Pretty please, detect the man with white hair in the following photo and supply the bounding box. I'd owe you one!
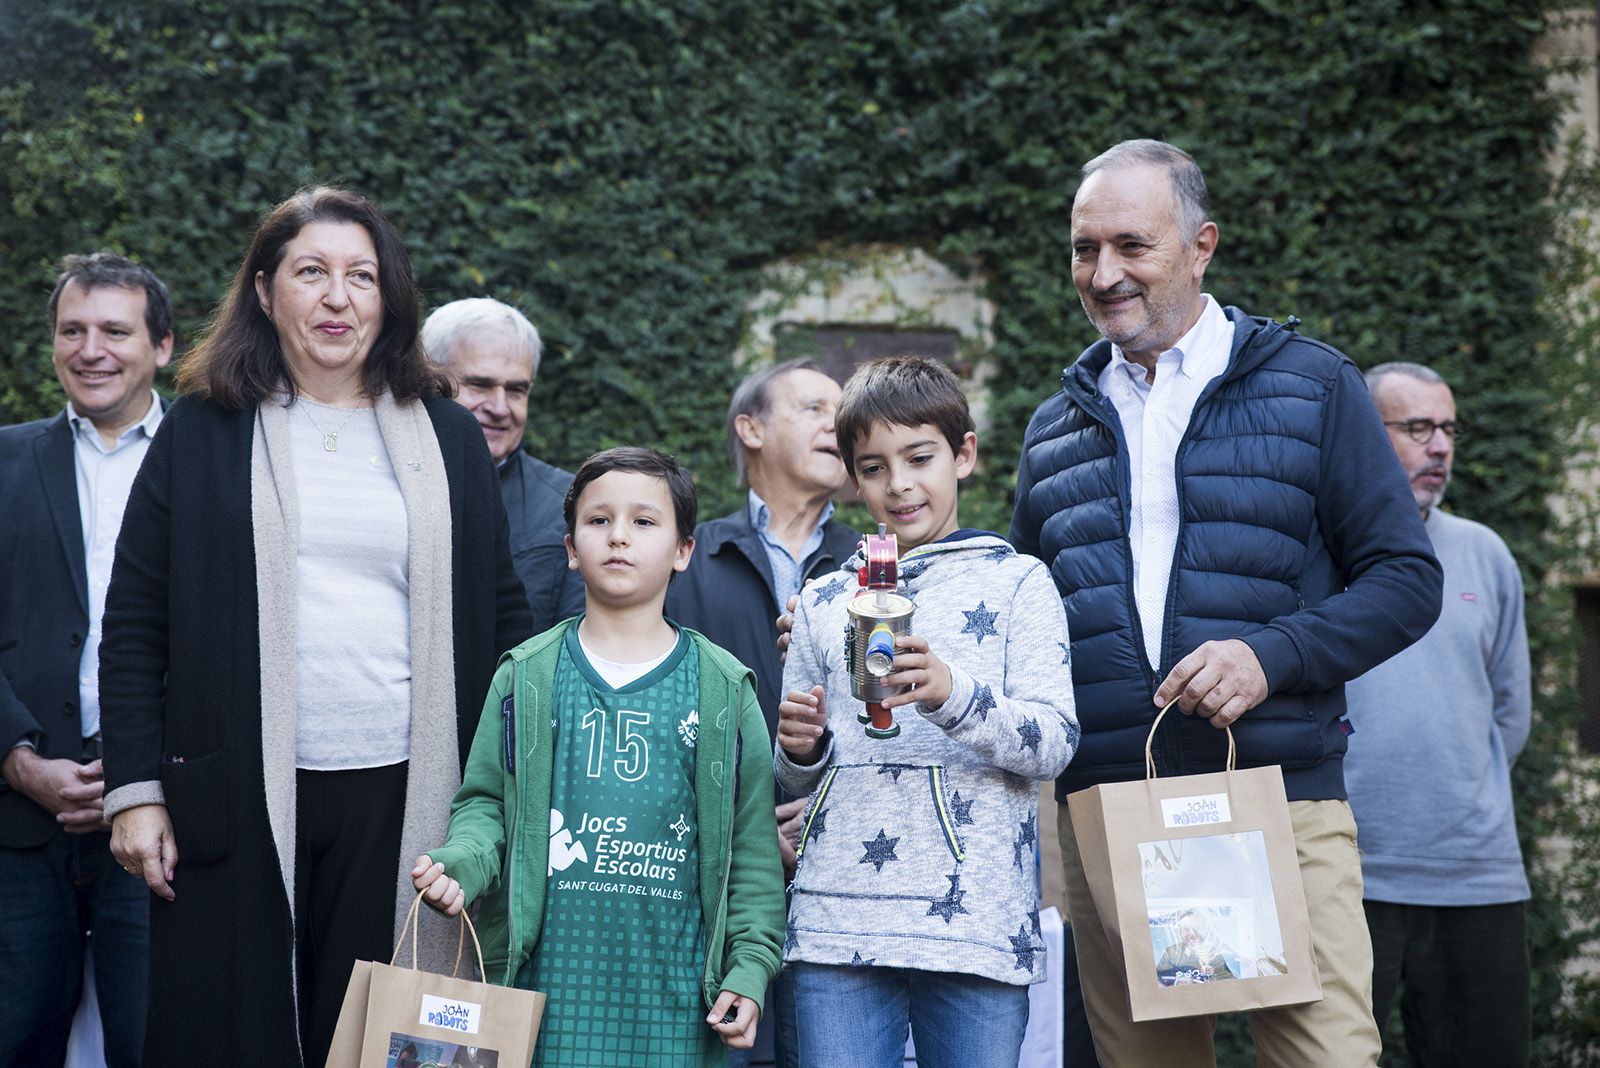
[1345,362,1531,1066]
[423,298,583,632]
[1011,139,1442,1065]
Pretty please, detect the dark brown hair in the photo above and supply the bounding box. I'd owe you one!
[49,252,174,345]
[563,447,698,544]
[176,186,449,407]
[835,354,975,476]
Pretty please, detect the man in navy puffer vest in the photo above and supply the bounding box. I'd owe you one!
[1010,140,1442,1067]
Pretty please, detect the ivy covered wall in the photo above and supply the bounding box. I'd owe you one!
[3,1,1597,1060]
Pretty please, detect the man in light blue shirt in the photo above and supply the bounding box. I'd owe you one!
[0,252,173,1066]
[666,359,856,741]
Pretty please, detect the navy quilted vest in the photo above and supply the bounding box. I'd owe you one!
[1012,307,1441,802]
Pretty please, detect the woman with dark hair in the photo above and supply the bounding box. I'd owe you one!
[99,187,531,1066]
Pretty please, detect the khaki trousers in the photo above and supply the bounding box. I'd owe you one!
[1059,798,1381,1068]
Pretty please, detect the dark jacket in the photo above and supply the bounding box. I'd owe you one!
[664,504,859,741]
[98,393,531,1066]
[1010,308,1442,803]
[499,449,584,632]
[0,413,94,847]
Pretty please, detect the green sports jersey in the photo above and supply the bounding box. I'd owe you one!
[516,626,720,1067]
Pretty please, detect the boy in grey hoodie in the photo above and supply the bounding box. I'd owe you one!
[775,355,1079,1068]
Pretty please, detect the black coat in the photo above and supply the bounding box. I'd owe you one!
[499,449,584,632]
[99,393,531,1065]
[0,413,95,847]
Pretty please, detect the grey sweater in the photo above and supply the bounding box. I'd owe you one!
[1344,508,1531,905]
[775,531,1079,984]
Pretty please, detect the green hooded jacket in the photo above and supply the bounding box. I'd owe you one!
[427,620,786,1012]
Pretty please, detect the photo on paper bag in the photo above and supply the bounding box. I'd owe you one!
[1137,830,1288,986]
[386,1031,500,1068]
[1147,901,1245,985]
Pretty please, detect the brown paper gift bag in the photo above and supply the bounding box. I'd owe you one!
[1066,702,1322,1022]
[327,892,546,1067]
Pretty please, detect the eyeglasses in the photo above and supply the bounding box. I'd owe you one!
[1383,419,1463,444]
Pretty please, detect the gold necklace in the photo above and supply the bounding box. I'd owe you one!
[300,399,369,452]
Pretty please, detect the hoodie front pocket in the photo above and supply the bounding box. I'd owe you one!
[794,766,839,863]
[792,762,963,895]
[927,766,965,862]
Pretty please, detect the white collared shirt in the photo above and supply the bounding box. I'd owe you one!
[1098,295,1234,671]
[70,390,164,739]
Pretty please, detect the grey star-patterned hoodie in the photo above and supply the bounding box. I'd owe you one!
[775,530,1079,984]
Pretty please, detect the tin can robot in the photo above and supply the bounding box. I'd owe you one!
[844,525,913,739]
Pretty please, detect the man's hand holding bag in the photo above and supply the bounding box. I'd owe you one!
[1066,702,1323,1022]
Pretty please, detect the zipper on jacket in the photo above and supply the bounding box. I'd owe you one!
[802,547,838,583]
[1153,324,1264,773]
[1159,431,1192,682]
[794,767,840,861]
[702,677,741,1009]
[1151,428,1195,778]
[1067,377,1158,691]
[503,659,526,986]
[928,767,965,862]
[1157,353,1244,679]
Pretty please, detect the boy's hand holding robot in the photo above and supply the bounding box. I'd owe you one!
[779,528,952,762]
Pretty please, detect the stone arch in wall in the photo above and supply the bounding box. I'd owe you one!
[735,244,997,428]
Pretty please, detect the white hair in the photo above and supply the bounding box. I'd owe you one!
[725,358,823,488]
[421,297,543,376]
[1363,360,1448,396]
[1083,139,1211,243]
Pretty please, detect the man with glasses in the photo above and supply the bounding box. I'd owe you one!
[1345,362,1532,1066]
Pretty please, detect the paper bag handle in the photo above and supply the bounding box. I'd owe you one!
[392,890,488,981]
[1144,698,1236,780]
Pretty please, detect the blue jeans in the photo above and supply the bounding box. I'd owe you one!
[0,829,149,1067]
[790,962,1030,1068]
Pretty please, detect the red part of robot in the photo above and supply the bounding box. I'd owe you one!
[865,701,894,733]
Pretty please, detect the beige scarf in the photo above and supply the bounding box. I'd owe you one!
[251,390,460,981]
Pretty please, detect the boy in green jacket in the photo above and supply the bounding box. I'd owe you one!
[413,447,786,1066]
